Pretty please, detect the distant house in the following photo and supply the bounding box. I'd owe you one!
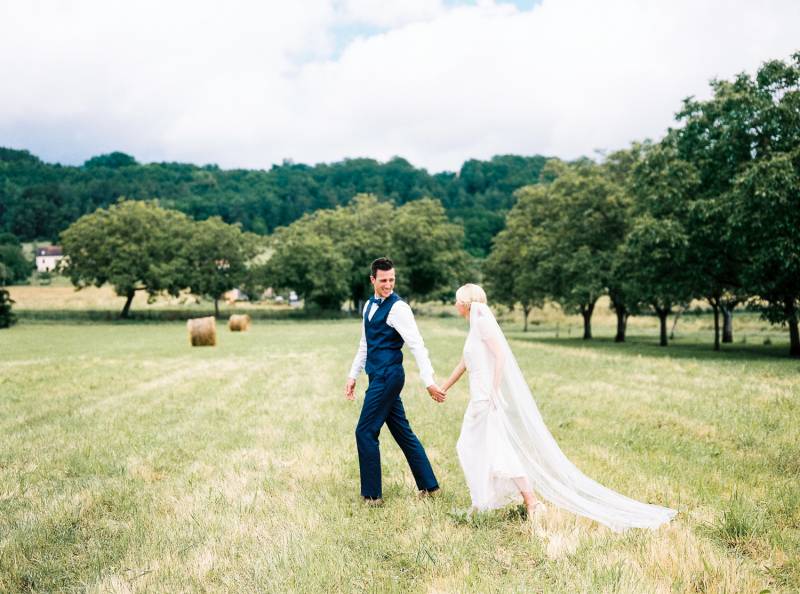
[35,246,63,272]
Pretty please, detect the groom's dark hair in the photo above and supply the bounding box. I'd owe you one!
[371,257,394,277]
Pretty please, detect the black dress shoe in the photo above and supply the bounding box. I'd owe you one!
[417,487,441,499]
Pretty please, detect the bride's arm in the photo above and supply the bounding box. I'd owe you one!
[440,357,466,392]
[482,334,507,397]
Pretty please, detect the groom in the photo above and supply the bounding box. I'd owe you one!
[344,257,445,504]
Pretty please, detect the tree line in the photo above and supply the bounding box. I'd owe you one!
[484,52,800,358]
[0,148,547,256]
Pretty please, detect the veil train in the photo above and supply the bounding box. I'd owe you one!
[471,301,676,532]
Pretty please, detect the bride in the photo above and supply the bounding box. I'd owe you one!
[440,284,676,532]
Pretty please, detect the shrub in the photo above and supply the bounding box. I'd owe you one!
[0,288,16,328]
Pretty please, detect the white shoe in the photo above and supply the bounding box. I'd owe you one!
[528,501,547,518]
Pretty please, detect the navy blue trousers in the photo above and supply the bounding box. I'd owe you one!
[355,366,438,499]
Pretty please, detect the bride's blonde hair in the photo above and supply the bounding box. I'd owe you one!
[455,283,487,306]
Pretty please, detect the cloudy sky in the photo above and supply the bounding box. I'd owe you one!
[1,0,798,172]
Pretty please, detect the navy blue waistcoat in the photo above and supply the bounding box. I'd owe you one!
[364,292,404,376]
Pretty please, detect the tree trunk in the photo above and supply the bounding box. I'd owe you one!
[614,308,628,343]
[789,318,800,358]
[522,304,531,332]
[656,307,669,346]
[580,302,594,340]
[711,302,720,351]
[120,290,135,319]
[214,298,220,319]
[609,292,627,343]
[722,306,734,343]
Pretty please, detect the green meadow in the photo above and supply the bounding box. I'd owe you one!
[1,313,798,593]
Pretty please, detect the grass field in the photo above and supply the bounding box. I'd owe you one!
[1,311,799,592]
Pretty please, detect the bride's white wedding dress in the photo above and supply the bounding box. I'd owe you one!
[456,302,676,532]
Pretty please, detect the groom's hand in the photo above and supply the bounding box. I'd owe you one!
[344,378,356,401]
[426,384,446,403]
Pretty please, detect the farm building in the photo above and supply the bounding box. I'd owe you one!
[35,246,63,272]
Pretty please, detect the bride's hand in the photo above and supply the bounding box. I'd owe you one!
[426,384,446,403]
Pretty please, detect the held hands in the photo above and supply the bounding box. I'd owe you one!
[427,384,447,403]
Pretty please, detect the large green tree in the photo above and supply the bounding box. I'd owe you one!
[504,160,628,340]
[297,194,395,312]
[729,152,800,357]
[673,76,754,346]
[619,216,693,346]
[623,142,699,346]
[546,161,628,339]
[262,226,350,311]
[261,197,469,311]
[674,52,800,353]
[60,200,193,318]
[483,192,548,331]
[391,198,470,303]
[181,217,261,318]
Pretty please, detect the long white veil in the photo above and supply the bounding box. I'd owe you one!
[471,302,676,532]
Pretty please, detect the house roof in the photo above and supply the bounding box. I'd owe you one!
[37,246,63,257]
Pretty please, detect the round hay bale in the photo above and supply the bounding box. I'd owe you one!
[228,314,251,332]
[187,316,217,347]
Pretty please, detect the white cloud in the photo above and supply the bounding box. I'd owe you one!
[336,0,445,28]
[0,0,798,171]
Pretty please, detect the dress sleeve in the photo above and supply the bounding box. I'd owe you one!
[475,307,497,342]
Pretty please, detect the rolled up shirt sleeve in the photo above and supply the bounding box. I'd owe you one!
[387,301,435,387]
[348,304,368,380]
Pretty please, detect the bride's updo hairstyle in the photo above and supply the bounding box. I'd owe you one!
[455,283,487,307]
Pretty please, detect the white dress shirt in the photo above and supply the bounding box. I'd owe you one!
[348,294,435,387]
